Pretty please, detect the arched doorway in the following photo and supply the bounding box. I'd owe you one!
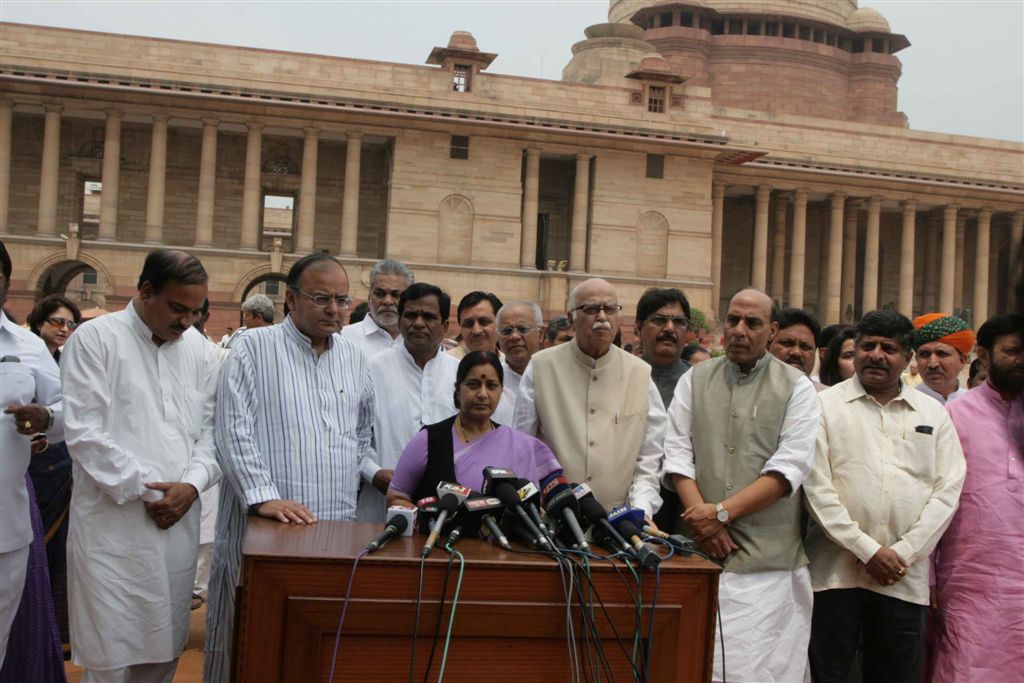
[240,273,288,324]
[36,259,109,310]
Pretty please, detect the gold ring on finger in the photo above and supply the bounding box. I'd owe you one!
[23,420,31,430]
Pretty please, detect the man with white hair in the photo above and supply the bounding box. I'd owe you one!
[494,301,543,423]
[222,293,275,349]
[341,259,414,359]
[513,278,665,516]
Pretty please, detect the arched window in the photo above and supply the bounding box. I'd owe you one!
[636,212,669,279]
[438,194,474,265]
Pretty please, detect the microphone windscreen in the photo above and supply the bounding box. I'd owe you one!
[388,514,409,535]
[439,493,460,514]
[577,494,608,522]
[491,481,522,509]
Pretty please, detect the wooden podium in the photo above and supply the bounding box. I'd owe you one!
[234,519,721,682]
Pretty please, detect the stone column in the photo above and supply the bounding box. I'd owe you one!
[973,208,992,328]
[194,118,219,247]
[144,114,168,244]
[751,185,771,290]
[898,200,917,318]
[0,100,12,232]
[788,190,808,309]
[825,192,846,324]
[841,202,859,322]
[340,131,362,256]
[239,122,263,250]
[520,148,541,268]
[861,196,882,314]
[923,216,939,312]
[569,153,591,272]
[37,105,63,236]
[295,127,319,254]
[98,109,123,241]
[1012,210,1024,266]
[954,213,966,309]
[939,204,959,313]
[770,194,787,303]
[711,181,725,317]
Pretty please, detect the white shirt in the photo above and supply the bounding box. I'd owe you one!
[341,315,398,360]
[0,312,63,552]
[916,382,968,405]
[61,302,220,669]
[804,376,966,606]
[357,342,459,521]
[492,360,524,426]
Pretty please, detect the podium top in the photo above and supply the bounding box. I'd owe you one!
[242,518,720,574]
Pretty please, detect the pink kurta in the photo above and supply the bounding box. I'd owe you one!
[930,382,1024,682]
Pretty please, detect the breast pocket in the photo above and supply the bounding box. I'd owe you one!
[897,432,937,482]
[182,388,210,441]
[744,420,782,463]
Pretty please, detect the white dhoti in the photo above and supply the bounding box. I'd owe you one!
[81,658,178,683]
[713,566,813,683]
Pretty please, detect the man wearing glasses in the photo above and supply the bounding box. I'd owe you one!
[205,253,376,681]
[494,301,544,422]
[513,278,666,517]
[341,258,414,359]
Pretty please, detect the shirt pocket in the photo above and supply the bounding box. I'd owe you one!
[896,431,937,483]
[744,419,782,463]
[182,388,210,442]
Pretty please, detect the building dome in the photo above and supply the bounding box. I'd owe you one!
[846,7,890,33]
[610,0,859,27]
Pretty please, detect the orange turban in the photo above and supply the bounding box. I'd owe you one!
[912,313,975,355]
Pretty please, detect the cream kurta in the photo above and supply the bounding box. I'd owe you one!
[61,303,220,671]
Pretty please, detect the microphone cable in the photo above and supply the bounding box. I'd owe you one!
[409,554,427,683]
[642,539,675,681]
[435,542,466,683]
[421,548,457,683]
[328,547,369,683]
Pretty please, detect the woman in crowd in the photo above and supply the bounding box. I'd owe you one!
[27,295,81,363]
[819,327,856,387]
[387,351,562,506]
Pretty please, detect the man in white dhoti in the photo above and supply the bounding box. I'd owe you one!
[664,288,820,682]
[204,253,376,681]
[61,249,221,683]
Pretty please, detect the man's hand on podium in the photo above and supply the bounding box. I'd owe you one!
[254,499,318,525]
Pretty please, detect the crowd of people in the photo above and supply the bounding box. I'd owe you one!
[0,238,1020,683]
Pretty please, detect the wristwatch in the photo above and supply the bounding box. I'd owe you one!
[715,502,731,524]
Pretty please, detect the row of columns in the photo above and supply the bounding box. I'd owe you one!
[715,184,1023,326]
[518,149,591,271]
[0,102,365,255]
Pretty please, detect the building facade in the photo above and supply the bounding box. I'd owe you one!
[1,1,1021,336]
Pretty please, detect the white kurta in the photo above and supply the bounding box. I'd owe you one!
[340,315,398,360]
[61,303,220,671]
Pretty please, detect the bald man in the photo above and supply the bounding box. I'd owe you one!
[663,288,820,682]
[513,278,665,516]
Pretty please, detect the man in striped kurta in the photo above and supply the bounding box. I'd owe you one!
[203,254,376,682]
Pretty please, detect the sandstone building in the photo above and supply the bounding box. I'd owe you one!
[1,1,1021,336]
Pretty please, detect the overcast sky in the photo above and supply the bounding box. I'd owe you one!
[2,1,1021,142]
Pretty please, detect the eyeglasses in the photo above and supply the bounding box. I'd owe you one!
[45,316,79,330]
[371,288,403,301]
[645,315,689,329]
[289,288,351,309]
[571,303,622,317]
[498,325,540,337]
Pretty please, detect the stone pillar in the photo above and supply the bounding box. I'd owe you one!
[0,100,12,232]
[898,200,917,318]
[751,185,771,290]
[295,127,319,254]
[973,208,992,328]
[37,105,62,236]
[569,153,591,271]
[239,122,263,250]
[520,148,541,268]
[98,109,123,241]
[770,194,787,303]
[1012,210,1024,266]
[923,216,939,312]
[194,118,219,247]
[939,204,959,313]
[841,202,859,322]
[144,114,169,244]
[340,131,362,256]
[711,181,725,317]
[788,190,808,309]
[825,192,846,324]
[861,196,882,314]
[954,213,966,309]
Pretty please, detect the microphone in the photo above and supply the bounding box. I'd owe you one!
[643,525,700,556]
[483,467,553,552]
[499,513,546,550]
[422,482,471,557]
[609,506,662,570]
[574,484,633,556]
[461,494,511,550]
[366,506,417,553]
[416,496,440,534]
[541,477,589,551]
[514,478,554,542]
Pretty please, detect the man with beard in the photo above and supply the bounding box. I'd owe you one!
[929,313,1024,682]
[514,278,665,516]
[804,310,965,683]
[912,313,975,405]
[341,259,414,359]
[357,283,460,521]
[769,308,821,380]
[664,287,819,682]
[494,301,543,421]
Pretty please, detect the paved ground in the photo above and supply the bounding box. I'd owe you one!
[65,604,206,682]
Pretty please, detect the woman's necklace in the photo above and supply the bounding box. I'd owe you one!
[456,416,493,444]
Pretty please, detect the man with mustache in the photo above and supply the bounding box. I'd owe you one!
[912,313,975,404]
[804,310,965,683]
[341,259,414,359]
[495,301,543,420]
[513,278,665,517]
[664,287,820,682]
[357,283,460,522]
[769,307,821,379]
[928,313,1024,682]
[448,291,503,359]
[60,249,221,682]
